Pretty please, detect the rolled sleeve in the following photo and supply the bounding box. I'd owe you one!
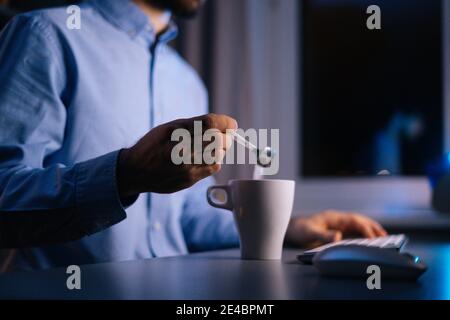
[75,150,130,235]
[0,151,134,248]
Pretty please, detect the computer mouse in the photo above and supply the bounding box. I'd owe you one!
[312,245,427,280]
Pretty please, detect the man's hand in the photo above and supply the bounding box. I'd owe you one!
[285,210,387,248]
[117,113,237,198]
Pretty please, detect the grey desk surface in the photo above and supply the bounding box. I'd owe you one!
[1,234,450,300]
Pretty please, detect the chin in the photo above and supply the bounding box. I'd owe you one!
[148,0,205,18]
[174,0,205,18]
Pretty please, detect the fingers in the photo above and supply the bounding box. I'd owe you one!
[202,113,238,132]
[198,131,228,164]
[286,217,344,248]
[131,115,233,195]
[319,210,387,239]
[369,220,388,237]
[214,148,226,164]
[373,220,388,236]
[349,213,387,237]
[168,163,222,191]
[343,215,374,238]
[190,163,222,179]
[224,131,233,150]
[194,113,238,133]
[202,130,233,151]
[317,230,343,243]
[169,113,238,137]
[172,114,236,166]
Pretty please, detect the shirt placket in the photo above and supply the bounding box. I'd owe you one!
[147,35,160,257]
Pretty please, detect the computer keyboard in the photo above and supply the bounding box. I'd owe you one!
[296,234,408,264]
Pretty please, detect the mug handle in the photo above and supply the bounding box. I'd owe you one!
[207,185,233,210]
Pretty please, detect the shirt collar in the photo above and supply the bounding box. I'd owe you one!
[89,0,178,45]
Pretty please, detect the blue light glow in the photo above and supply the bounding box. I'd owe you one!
[447,152,450,164]
[438,245,450,299]
[414,256,419,263]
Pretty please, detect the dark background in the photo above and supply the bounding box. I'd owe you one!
[302,0,443,177]
[1,0,445,178]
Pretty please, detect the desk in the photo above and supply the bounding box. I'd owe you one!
[1,234,450,299]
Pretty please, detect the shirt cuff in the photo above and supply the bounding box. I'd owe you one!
[74,150,134,235]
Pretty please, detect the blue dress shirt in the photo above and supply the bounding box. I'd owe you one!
[0,0,238,271]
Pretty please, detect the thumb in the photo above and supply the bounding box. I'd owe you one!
[316,230,343,243]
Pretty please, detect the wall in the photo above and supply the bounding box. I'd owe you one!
[178,0,300,183]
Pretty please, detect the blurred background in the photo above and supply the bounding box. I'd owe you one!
[1,0,448,222]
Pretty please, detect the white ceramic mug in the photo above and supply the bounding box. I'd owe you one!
[207,179,295,260]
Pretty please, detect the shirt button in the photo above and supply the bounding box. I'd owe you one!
[153,222,161,231]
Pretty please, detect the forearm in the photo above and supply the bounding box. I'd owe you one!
[0,151,129,248]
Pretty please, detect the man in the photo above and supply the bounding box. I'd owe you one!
[0,0,386,271]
